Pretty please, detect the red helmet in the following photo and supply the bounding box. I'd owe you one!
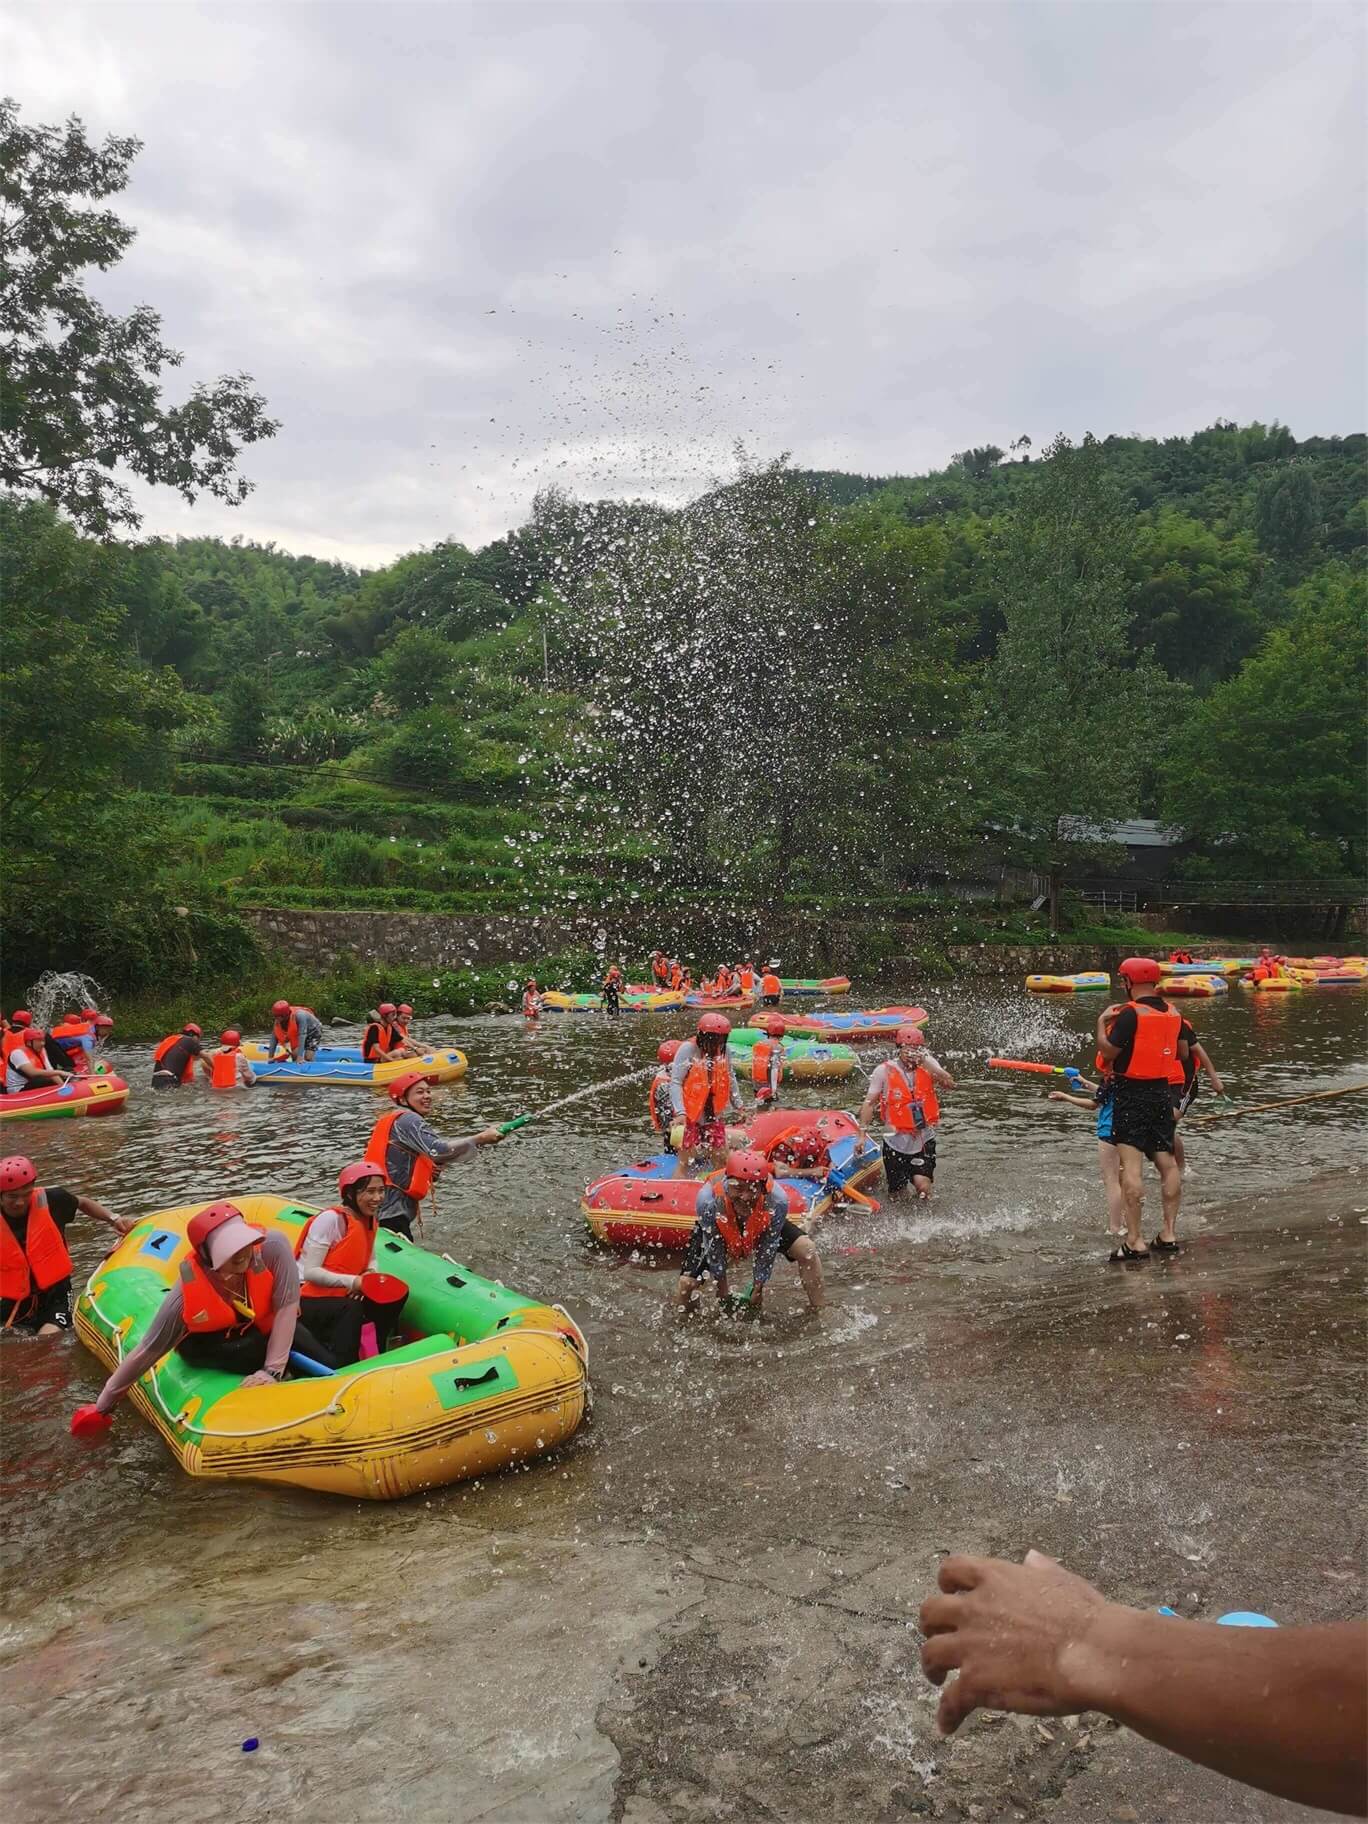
[80,1006,99,1018]
[220,1029,241,1046]
[0,1156,38,1192]
[378,1002,397,1016]
[1119,956,1163,984]
[782,1125,826,1166]
[63,1010,80,1023]
[525,978,537,988]
[94,1014,114,1030]
[10,1010,31,1028]
[387,1070,434,1104]
[895,1024,925,1048]
[724,1148,771,1185]
[182,1023,202,1037]
[696,1012,732,1039]
[185,1201,261,1266]
[656,1040,682,1064]
[22,1028,47,1047]
[272,999,290,1016]
[397,1003,413,1016]
[338,1159,383,1196]
[763,1016,787,1037]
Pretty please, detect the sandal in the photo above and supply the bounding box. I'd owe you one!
[1151,1236,1181,1253]
[1109,1243,1151,1263]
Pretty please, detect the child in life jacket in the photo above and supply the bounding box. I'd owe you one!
[209,1030,256,1089]
[522,980,543,1020]
[650,1041,682,1147]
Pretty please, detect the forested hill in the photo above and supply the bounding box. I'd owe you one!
[4,421,1365,989]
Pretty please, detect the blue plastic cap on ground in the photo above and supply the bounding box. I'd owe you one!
[242,1738,260,1753]
[1217,1611,1278,1628]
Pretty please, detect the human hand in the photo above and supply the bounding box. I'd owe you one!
[349,1276,366,1298]
[240,1369,279,1390]
[111,1215,137,1234]
[476,1125,503,1146]
[919,1550,1109,1735]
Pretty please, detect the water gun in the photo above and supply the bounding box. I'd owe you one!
[988,1057,1086,1090]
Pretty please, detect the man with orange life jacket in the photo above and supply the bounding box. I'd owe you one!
[396,1002,415,1041]
[759,965,783,1008]
[79,1205,337,1430]
[668,958,685,993]
[713,963,736,998]
[267,1000,323,1062]
[738,960,757,997]
[675,1148,826,1317]
[650,1040,682,1144]
[1095,957,1188,1262]
[751,1015,788,1106]
[1,1010,34,1072]
[362,1002,413,1063]
[857,1024,956,1199]
[365,1070,503,1239]
[4,1028,64,1096]
[151,1024,204,1089]
[0,1154,131,1334]
[669,1012,745,1179]
[48,1011,96,1073]
[294,1161,409,1363]
[208,1029,256,1089]
[651,950,669,988]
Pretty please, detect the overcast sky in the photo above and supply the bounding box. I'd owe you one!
[5,0,1364,566]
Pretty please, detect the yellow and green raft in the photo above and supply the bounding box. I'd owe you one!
[75,1196,588,1501]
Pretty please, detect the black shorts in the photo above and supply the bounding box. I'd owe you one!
[761,994,781,1008]
[0,1281,73,1331]
[1112,1085,1176,1158]
[883,1138,936,1192]
[1172,1077,1198,1117]
[779,1219,804,1258]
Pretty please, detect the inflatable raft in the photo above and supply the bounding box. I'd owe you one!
[0,1067,129,1123]
[1242,975,1302,992]
[776,976,852,998]
[683,992,755,1013]
[241,1047,468,1087]
[1025,972,1111,993]
[1159,974,1229,998]
[727,1032,858,1082]
[75,1196,588,1500]
[782,1005,929,1043]
[581,1109,881,1251]
[539,989,682,1013]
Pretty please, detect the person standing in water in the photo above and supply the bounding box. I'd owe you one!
[521,979,543,1020]
[208,1030,256,1089]
[150,1026,205,1089]
[601,962,624,1018]
[0,1154,132,1333]
[1095,957,1187,1261]
[857,1024,955,1198]
[675,1148,826,1318]
[669,1013,744,1179]
[365,1071,503,1239]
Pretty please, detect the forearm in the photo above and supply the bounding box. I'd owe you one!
[77,1196,120,1229]
[96,1338,167,1411]
[1067,1606,1367,1816]
[263,1303,301,1375]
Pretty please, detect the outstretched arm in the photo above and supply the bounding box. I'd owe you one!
[920,1551,1367,1818]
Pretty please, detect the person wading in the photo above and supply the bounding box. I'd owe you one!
[669,1013,743,1179]
[1095,957,1187,1261]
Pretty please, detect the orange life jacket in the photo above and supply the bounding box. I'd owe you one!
[739,967,755,995]
[177,1252,276,1334]
[295,1206,373,1298]
[363,1022,403,1062]
[1,1029,28,1067]
[49,1019,93,1072]
[366,1109,435,1202]
[0,1189,72,1303]
[210,1046,240,1089]
[682,1054,731,1122]
[652,957,668,985]
[714,968,734,996]
[710,1184,774,1261]
[273,1011,302,1053]
[880,1060,940,1133]
[648,1069,670,1132]
[153,1034,196,1082]
[521,991,540,1018]
[669,964,684,991]
[751,1038,782,1088]
[1116,1000,1183,1081]
[760,973,781,997]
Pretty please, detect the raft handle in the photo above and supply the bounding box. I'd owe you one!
[445,1272,468,1288]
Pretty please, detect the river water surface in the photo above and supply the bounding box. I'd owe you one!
[3,981,1365,1823]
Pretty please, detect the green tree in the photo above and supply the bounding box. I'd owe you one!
[1254,465,1322,561]
[221,668,269,758]
[1128,510,1263,688]
[377,624,459,710]
[966,434,1178,928]
[0,98,277,533]
[377,709,478,791]
[1160,564,1366,886]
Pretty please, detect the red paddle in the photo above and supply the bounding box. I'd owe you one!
[70,1404,113,1438]
[360,1271,408,1306]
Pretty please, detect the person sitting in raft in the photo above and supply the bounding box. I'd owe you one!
[294,1161,409,1362]
[267,1000,323,1062]
[750,1015,787,1106]
[362,1002,414,1063]
[667,958,685,992]
[395,1002,415,1042]
[89,1012,115,1062]
[521,979,543,1020]
[4,1028,65,1096]
[1,1010,35,1072]
[601,962,624,1018]
[857,1023,956,1200]
[765,1122,831,1183]
[81,1204,341,1425]
[713,962,736,998]
[151,1024,204,1089]
[674,1148,826,1318]
[48,1011,96,1074]
[669,1012,744,1179]
[209,1029,256,1089]
[759,965,783,1009]
[1168,949,1195,966]
[365,1070,503,1240]
[650,1040,682,1145]
[0,1154,133,1334]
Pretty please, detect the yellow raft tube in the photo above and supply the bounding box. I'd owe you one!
[75,1197,588,1500]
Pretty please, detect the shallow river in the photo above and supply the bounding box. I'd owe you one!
[3,981,1365,1823]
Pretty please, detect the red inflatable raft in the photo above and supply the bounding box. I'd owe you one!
[0,1070,130,1123]
[780,1005,929,1043]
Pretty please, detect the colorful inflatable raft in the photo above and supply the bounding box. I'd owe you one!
[240,1046,468,1087]
[727,1032,858,1082]
[1158,974,1229,998]
[581,1109,881,1251]
[75,1196,588,1500]
[1241,975,1302,992]
[540,989,683,1013]
[1025,973,1111,993]
[776,976,852,998]
[0,1068,129,1123]
[781,1005,929,1043]
[683,992,755,1012]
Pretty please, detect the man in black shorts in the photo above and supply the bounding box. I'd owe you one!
[674,1149,825,1317]
[1096,959,1188,1262]
[0,1154,133,1332]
